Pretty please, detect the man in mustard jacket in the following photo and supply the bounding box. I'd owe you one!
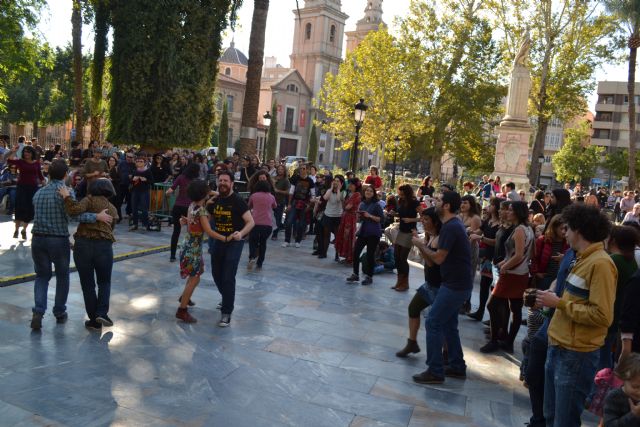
[537,203,617,427]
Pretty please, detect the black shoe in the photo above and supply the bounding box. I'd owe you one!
[84,319,102,331]
[13,230,18,238]
[318,254,327,259]
[346,273,359,283]
[499,340,514,354]
[218,313,231,327]
[361,275,373,286]
[178,296,195,307]
[480,341,500,354]
[412,370,444,384]
[466,311,483,321]
[55,313,68,324]
[21,229,27,239]
[96,315,114,327]
[169,257,176,262]
[312,250,319,255]
[444,367,467,379]
[30,312,43,330]
[396,339,420,358]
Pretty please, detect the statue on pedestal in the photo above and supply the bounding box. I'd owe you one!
[502,31,532,127]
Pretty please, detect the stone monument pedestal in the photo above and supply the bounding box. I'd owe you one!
[493,122,532,190]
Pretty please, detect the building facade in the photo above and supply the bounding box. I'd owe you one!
[215,42,248,150]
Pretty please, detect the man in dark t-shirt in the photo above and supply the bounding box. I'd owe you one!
[208,171,254,327]
[412,190,472,385]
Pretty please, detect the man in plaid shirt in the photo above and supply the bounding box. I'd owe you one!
[30,159,113,330]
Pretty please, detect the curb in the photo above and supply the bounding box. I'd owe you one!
[0,245,170,288]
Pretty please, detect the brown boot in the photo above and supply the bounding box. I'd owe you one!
[176,307,197,323]
[396,338,420,358]
[393,273,410,292]
[390,273,405,290]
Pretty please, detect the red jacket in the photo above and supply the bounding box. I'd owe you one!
[531,236,568,275]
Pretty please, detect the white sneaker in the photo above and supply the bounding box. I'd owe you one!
[281,242,290,248]
[218,314,231,327]
[247,258,256,270]
[295,242,301,248]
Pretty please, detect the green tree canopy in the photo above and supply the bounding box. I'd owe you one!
[552,123,604,183]
[307,121,318,164]
[108,0,242,150]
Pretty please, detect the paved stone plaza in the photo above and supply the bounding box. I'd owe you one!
[0,216,599,427]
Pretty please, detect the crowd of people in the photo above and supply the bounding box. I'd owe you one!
[3,135,640,427]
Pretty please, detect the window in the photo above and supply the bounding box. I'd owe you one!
[330,25,336,43]
[305,23,312,40]
[593,129,611,139]
[226,95,234,112]
[285,107,295,132]
[595,112,612,122]
[599,95,615,105]
[544,132,561,150]
[224,67,231,76]
[286,84,298,93]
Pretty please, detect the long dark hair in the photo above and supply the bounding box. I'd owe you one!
[398,184,416,208]
[182,163,200,180]
[421,207,442,235]
[461,195,481,217]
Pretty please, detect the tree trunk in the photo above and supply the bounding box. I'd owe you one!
[239,0,269,158]
[529,23,554,187]
[32,120,39,138]
[72,0,83,146]
[90,0,109,143]
[627,39,638,190]
[429,153,442,181]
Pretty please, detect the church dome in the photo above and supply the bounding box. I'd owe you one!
[220,41,248,66]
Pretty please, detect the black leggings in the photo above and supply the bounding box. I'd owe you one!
[487,296,524,344]
[170,204,189,258]
[408,292,429,318]
[395,244,411,275]
[476,275,492,316]
[353,235,380,277]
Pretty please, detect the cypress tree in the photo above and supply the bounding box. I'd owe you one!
[108,0,241,151]
[307,121,318,164]
[217,101,229,160]
[265,100,278,161]
[89,0,109,143]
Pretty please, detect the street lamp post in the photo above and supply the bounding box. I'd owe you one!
[391,136,399,190]
[537,155,545,188]
[262,111,271,162]
[350,98,368,172]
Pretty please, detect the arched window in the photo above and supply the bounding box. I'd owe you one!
[329,25,336,43]
[305,23,312,40]
[224,67,231,76]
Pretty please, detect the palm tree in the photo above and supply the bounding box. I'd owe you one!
[604,0,640,189]
[72,0,83,145]
[238,0,270,157]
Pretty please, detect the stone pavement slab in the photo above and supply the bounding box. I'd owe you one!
[0,216,599,426]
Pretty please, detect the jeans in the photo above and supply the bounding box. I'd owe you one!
[131,190,149,227]
[320,215,341,257]
[249,225,272,267]
[353,235,380,277]
[211,240,244,314]
[284,207,306,243]
[0,187,16,213]
[73,238,113,320]
[271,202,286,238]
[425,285,472,377]
[31,235,71,316]
[526,321,550,427]
[543,345,599,427]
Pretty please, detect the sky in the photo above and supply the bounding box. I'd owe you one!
[37,0,635,111]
